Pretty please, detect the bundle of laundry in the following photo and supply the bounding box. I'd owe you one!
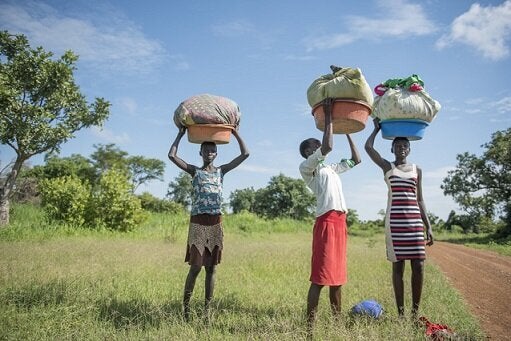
[372,75,441,140]
[173,93,241,144]
[306,66,373,134]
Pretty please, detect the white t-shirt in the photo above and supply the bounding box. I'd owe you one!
[299,148,355,217]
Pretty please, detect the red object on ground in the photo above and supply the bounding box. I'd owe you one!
[419,316,457,340]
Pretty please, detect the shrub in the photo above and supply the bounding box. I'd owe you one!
[39,176,90,227]
[88,170,147,231]
[138,192,184,213]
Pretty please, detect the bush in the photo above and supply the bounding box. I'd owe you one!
[138,192,184,213]
[39,176,90,227]
[88,170,147,231]
[12,176,40,204]
[39,170,148,231]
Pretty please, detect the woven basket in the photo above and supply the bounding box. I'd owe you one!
[187,124,234,144]
[312,99,372,134]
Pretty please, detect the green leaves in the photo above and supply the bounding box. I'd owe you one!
[230,174,315,220]
[0,31,111,158]
[0,30,110,225]
[40,170,147,231]
[39,176,90,227]
[442,128,511,236]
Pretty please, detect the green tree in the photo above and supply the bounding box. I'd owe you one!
[24,154,96,184]
[0,31,110,225]
[90,144,165,192]
[166,171,192,209]
[347,208,360,227]
[90,143,128,174]
[138,192,183,213]
[127,156,165,192]
[89,169,147,231]
[39,175,91,227]
[427,211,439,226]
[442,128,511,236]
[229,187,256,213]
[252,173,315,220]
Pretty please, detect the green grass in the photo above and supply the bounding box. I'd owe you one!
[0,204,486,340]
[435,230,511,256]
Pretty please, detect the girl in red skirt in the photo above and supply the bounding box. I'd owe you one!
[299,98,361,333]
[168,125,249,322]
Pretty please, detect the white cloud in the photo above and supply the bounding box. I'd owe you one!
[436,1,511,60]
[423,166,455,180]
[91,127,130,145]
[492,96,511,113]
[211,19,276,50]
[238,164,279,174]
[212,20,256,37]
[256,139,273,147]
[169,55,190,71]
[490,117,511,123]
[0,1,167,75]
[454,95,511,119]
[305,0,437,51]
[465,97,485,105]
[118,97,138,116]
[283,54,316,61]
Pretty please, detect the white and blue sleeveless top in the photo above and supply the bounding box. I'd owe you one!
[191,168,223,216]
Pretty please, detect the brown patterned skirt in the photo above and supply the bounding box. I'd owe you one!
[185,214,223,266]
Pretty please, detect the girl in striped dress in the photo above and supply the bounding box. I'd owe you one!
[168,125,249,322]
[365,118,433,320]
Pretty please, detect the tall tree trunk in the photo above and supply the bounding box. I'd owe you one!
[0,196,9,226]
[0,155,25,227]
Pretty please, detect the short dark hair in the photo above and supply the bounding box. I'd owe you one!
[392,137,409,148]
[391,137,410,152]
[200,141,217,150]
[299,138,320,158]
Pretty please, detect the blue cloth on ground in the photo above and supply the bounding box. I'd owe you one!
[350,300,384,319]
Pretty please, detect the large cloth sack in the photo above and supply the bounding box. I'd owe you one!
[372,88,441,123]
[307,67,374,107]
[174,94,241,127]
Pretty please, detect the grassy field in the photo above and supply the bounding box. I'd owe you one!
[435,230,511,256]
[0,205,485,340]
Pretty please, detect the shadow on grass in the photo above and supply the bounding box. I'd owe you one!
[98,297,182,330]
[1,280,67,309]
[97,293,300,333]
[205,292,303,335]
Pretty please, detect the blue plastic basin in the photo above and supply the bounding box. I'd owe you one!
[380,119,429,141]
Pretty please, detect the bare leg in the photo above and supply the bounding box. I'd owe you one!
[204,265,216,323]
[410,259,425,320]
[307,283,323,336]
[329,285,342,317]
[183,265,201,322]
[392,261,405,317]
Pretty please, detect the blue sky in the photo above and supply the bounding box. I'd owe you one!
[1,0,510,221]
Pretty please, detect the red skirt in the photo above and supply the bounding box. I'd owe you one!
[310,210,348,286]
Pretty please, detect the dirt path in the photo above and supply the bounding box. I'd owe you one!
[427,241,511,340]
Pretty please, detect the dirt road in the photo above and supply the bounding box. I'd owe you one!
[427,241,511,340]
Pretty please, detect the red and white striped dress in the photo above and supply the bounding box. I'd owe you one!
[384,163,426,262]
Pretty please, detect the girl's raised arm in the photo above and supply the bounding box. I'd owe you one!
[168,126,195,176]
[221,129,249,175]
[365,118,391,174]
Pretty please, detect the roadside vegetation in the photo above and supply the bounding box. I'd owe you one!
[0,203,486,340]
